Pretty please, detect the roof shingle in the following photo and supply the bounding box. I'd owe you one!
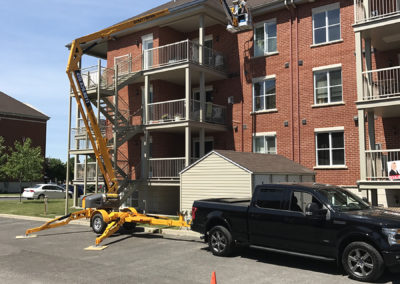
[0,91,49,121]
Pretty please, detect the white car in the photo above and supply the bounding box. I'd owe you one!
[22,184,71,200]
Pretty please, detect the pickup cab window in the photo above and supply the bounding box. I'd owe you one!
[255,188,287,210]
[316,187,370,212]
[290,191,322,213]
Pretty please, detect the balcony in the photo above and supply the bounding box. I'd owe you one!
[361,66,400,101]
[143,39,226,72]
[363,149,400,181]
[75,162,99,181]
[149,158,185,179]
[80,65,115,92]
[355,0,400,24]
[147,99,226,125]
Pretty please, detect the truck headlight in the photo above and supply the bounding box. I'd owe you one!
[382,228,400,245]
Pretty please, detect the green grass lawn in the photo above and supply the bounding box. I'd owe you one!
[0,199,79,218]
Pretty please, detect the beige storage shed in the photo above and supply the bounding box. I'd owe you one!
[180,150,315,212]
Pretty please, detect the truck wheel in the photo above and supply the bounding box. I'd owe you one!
[208,226,233,257]
[91,213,107,234]
[342,241,384,282]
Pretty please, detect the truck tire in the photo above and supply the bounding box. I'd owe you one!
[91,213,107,234]
[342,241,384,282]
[208,225,233,257]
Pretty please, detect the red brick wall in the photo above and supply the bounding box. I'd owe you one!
[228,0,360,186]
[0,116,47,157]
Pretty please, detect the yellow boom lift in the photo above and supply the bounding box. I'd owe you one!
[18,1,251,250]
[18,8,189,250]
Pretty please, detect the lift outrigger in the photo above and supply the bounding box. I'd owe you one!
[17,0,251,250]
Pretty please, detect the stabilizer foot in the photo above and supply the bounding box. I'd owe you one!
[84,245,108,251]
[16,234,37,239]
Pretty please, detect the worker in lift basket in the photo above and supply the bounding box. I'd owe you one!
[238,0,249,23]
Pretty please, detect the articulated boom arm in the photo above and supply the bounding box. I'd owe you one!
[66,9,169,194]
[219,0,235,26]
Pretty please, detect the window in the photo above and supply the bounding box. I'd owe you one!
[314,68,342,104]
[290,191,321,213]
[254,20,277,57]
[253,135,276,154]
[253,78,276,111]
[313,4,340,44]
[255,188,286,210]
[316,131,345,166]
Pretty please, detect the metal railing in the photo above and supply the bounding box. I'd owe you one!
[147,99,226,125]
[355,0,400,23]
[80,65,114,90]
[362,66,400,100]
[365,149,400,180]
[148,99,186,123]
[79,40,226,93]
[75,162,98,181]
[149,157,185,179]
[143,39,226,71]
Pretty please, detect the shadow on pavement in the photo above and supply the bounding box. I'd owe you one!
[200,245,400,283]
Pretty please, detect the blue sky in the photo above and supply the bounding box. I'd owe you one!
[0,0,168,161]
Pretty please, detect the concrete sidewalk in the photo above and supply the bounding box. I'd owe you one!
[0,213,202,240]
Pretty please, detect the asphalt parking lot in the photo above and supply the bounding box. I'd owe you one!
[0,216,399,284]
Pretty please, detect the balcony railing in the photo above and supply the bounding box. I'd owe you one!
[147,99,226,125]
[143,39,225,72]
[191,100,227,124]
[75,162,98,181]
[362,66,400,100]
[148,99,186,123]
[365,149,400,180]
[80,65,114,91]
[355,0,400,23]
[149,157,185,179]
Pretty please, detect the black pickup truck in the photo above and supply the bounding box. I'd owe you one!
[191,183,400,282]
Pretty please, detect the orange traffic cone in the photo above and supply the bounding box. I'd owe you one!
[210,271,217,284]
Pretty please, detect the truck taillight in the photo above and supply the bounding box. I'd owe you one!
[191,207,198,220]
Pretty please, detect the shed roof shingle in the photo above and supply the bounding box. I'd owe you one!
[213,150,314,174]
[0,91,49,121]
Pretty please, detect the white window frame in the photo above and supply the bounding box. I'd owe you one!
[252,75,276,112]
[312,3,341,45]
[254,19,277,57]
[313,66,343,105]
[253,132,277,154]
[315,128,345,167]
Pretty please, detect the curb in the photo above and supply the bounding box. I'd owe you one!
[0,213,202,240]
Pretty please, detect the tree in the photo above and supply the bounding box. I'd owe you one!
[4,138,44,191]
[0,136,7,180]
[45,158,66,183]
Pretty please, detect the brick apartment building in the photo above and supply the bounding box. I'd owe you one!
[68,0,400,213]
[0,91,49,157]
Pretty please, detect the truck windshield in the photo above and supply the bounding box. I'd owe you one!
[316,187,370,212]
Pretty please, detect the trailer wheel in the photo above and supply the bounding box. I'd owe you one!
[208,225,233,257]
[91,213,107,234]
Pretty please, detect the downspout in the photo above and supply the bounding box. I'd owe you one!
[285,0,295,161]
[294,0,300,164]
